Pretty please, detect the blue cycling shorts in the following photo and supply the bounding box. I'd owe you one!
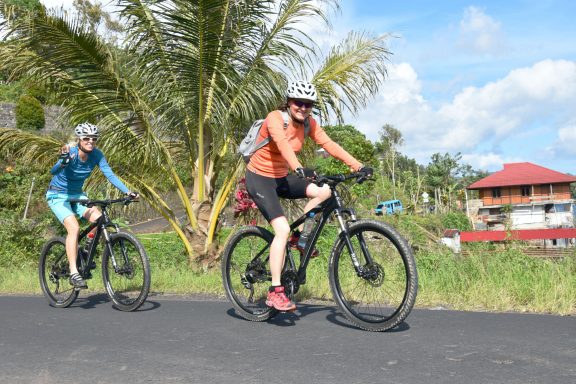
[45,191,89,223]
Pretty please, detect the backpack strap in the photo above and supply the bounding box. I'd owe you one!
[280,110,290,130]
[281,110,310,137]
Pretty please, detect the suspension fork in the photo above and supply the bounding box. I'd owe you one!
[334,208,374,274]
[101,219,125,271]
[334,208,362,272]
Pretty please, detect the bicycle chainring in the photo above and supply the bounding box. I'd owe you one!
[281,270,300,297]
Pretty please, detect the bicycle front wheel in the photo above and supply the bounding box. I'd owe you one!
[102,232,150,311]
[39,237,79,308]
[329,220,418,331]
[221,226,278,322]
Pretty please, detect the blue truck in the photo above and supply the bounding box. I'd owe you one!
[375,199,403,215]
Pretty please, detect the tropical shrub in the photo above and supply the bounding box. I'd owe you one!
[15,94,45,131]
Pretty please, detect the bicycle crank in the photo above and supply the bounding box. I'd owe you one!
[281,271,300,297]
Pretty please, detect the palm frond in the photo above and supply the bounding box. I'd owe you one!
[0,128,60,166]
[312,31,392,123]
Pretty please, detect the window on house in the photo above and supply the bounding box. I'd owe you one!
[492,188,501,198]
[521,186,530,196]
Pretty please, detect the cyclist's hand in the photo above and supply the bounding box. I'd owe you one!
[126,191,139,200]
[59,144,76,167]
[295,167,317,180]
[359,166,374,178]
[59,152,71,167]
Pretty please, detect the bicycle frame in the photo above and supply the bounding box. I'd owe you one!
[72,198,128,276]
[253,173,374,285]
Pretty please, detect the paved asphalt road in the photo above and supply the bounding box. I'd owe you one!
[0,295,574,384]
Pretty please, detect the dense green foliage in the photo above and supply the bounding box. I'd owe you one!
[15,94,44,130]
[441,211,473,231]
[311,124,378,200]
[0,158,60,268]
[0,79,24,103]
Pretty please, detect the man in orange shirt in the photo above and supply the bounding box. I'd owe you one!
[245,80,372,311]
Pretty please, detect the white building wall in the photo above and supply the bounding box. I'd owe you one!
[510,203,574,229]
[511,206,544,229]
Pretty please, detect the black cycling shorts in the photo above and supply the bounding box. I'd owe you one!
[245,169,309,222]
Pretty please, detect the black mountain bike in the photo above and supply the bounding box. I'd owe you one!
[39,197,151,311]
[222,172,418,332]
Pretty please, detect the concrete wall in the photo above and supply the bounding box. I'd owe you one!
[0,102,68,132]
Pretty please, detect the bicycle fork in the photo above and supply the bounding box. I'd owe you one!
[334,209,375,278]
[102,225,131,274]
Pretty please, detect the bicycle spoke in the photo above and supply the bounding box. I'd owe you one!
[330,220,417,331]
[222,227,277,321]
[39,237,79,308]
[103,233,150,311]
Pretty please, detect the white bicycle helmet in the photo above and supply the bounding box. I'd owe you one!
[74,122,99,137]
[286,80,317,102]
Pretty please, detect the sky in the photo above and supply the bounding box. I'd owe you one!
[38,0,576,174]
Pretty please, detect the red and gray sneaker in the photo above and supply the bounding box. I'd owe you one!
[266,286,296,312]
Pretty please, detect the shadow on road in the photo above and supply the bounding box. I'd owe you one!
[225,303,412,332]
[69,293,161,312]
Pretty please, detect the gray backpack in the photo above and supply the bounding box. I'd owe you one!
[238,111,310,163]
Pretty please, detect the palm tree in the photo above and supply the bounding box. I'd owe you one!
[0,0,392,262]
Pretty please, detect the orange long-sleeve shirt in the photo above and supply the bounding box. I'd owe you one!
[247,110,362,178]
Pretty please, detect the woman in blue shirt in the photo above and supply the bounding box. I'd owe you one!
[46,123,138,289]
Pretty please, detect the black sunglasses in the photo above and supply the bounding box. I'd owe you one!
[292,100,314,109]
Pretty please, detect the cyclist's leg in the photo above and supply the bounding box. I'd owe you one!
[245,171,296,311]
[82,206,101,237]
[62,215,81,274]
[281,176,327,257]
[269,216,290,286]
[47,193,81,275]
[245,171,289,286]
[302,182,331,214]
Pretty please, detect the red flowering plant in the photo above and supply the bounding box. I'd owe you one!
[233,178,258,225]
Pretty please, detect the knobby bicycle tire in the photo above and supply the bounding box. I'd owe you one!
[221,226,278,321]
[39,237,79,308]
[102,232,151,312]
[329,219,418,331]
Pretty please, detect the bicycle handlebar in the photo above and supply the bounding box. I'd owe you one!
[68,196,137,208]
[314,172,370,186]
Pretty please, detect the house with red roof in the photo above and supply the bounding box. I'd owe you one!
[466,163,576,238]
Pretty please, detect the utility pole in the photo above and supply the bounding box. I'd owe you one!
[23,177,35,220]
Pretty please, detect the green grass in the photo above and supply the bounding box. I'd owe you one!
[1,230,575,315]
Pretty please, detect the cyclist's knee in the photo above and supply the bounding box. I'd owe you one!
[270,217,290,239]
[319,184,331,200]
[63,215,80,234]
[306,183,331,201]
[85,207,101,222]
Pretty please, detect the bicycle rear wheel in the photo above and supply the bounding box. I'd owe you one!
[329,220,418,331]
[221,226,278,321]
[39,237,79,308]
[102,232,150,311]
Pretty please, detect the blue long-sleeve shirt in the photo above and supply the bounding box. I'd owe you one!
[49,146,129,195]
